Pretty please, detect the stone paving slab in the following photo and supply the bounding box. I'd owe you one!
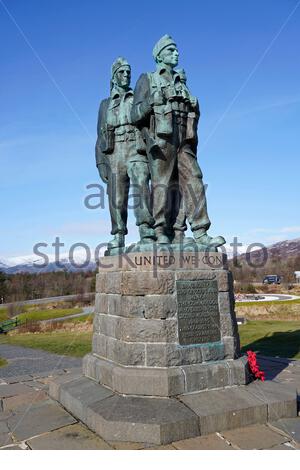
[32,370,67,379]
[0,433,13,447]
[265,442,296,450]
[23,380,49,391]
[109,441,148,450]
[145,444,177,450]
[173,434,233,450]
[2,375,34,384]
[7,398,77,441]
[0,421,13,447]
[0,383,33,398]
[27,423,112,450]
[270,417,300,444]
[0,411,13,421]
[2,389,48,412]
[0,444,24,450]
[0,344,82,378]
[221,424,289,450]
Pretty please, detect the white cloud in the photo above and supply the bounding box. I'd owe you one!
[280,226,300,233]
[250,226,300,236]
[249,228,273,234]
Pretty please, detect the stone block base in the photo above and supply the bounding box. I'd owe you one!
[49,375,298,445]
[83,353,250,397]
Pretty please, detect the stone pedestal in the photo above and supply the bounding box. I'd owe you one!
[83,251,248,396]
[49,251,298,445]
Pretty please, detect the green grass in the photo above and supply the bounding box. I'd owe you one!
[0,308,8,322]
[0,357,7,367]
[236,298,300,308]
[0,330,93,357]
[17,308,82,323]
[239,321,300,359]
[236,299,300,321]
[2,318,299,361]
[61,314,93,323]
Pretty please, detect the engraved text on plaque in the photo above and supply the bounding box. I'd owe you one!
[176,279,221,345]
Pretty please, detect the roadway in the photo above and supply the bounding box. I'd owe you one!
[0,293,95,310]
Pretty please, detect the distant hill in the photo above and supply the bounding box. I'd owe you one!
[237,237,300,263]
[230,237,300,282]
[0,260,8,271]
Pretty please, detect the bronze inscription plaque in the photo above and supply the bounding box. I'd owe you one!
[176,279,221,345]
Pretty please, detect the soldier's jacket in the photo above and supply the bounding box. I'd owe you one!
[95,88,146,168]
[131,66,200,154]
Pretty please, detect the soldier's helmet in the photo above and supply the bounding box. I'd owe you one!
[152,34,177,61]
[111,57,131,78]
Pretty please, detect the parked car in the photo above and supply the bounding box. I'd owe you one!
[263,275,282,285]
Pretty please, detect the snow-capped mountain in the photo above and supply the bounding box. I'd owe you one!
[236,237,300,263]
[0,259,9,271]
[0,249,101,274]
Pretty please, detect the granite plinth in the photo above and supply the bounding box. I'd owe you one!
[85,252,242,397]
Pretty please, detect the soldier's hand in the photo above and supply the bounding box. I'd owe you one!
[190,96,198,108]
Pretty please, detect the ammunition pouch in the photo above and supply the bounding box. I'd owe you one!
[153,103,173,138]
[100,125,114,154]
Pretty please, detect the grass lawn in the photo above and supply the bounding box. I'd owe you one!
[61,314,93,323]
[0,357,7,367]
[236,298,300,308]
[17,307,82,323]
[236,298,300,321]
[239,321,300,359]
[1,319,299,361]
[0,330,93,357]
[0,308,8,322]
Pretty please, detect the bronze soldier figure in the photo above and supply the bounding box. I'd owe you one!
[95,58,155,251]
[131,35,225,248]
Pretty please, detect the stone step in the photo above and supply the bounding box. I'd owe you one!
[49,374,297,445]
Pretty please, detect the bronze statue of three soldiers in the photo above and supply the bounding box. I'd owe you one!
[96,35,225,253]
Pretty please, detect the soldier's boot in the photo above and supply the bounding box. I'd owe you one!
[107,233,125,250]
[139,224,156,244]
[155,227,170,244]
[193,231,226,248]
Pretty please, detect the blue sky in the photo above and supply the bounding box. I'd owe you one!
[1,0,300,260]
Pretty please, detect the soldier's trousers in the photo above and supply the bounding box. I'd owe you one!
[148,139,211,236]
[106,141,153,236]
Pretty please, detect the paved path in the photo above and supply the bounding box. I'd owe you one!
[0,354,299,449]
[0,345,82,378]
[237,294,300,303]
[41,307,94,324]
